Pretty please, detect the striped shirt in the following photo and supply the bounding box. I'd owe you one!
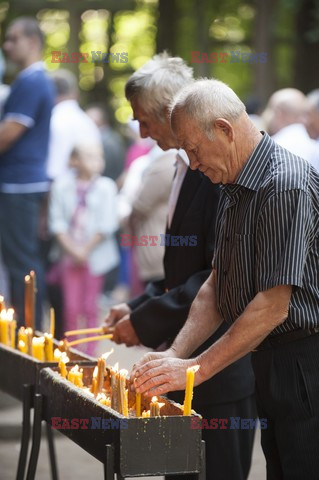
[213,133,319,335]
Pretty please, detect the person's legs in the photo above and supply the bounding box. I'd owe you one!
[166,395,257,480]
[61,261,85,333]
[82,266,104,356]
[0,192,45,328]
[252,335,319,480]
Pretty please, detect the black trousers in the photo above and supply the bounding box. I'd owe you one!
[166,394,257,480]
[251,333,319,480]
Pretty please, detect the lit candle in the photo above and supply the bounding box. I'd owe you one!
[110,363,119,411]
[91,366,98,396]
[150,396,164,416]
[10,318,16,349]
[135,392,142,417]
[96,392,111,407]
[53,348,62,361]
[68,365,83,387]
[18,327,27,350]
[24,272,36,331]
[96,357,106,394]
[49,308,55,337]
[44,333,54,362]
[183,365,200,416]
[18,339,28,354]
[25,328,33,355]
[59,352,69,378]
[118,369,128,416]
[32,336,45,361]
[142,410,150,418]
[0,310,9,345]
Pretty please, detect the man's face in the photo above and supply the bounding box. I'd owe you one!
[131,98,177,150]
[4,23,34,66]
[172,111,236,184]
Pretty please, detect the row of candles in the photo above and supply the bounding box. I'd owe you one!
[56,349,199,418]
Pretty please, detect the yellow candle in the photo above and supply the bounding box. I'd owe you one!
[110,363,119,411]
[25,272,36,331]
[183,365,200,416]
[53,348,62,361]
[150,396,164,416]
[123,388,129,417]
[50,308,55,337]
[44,333,54,362]
[18,339,28,354]
[59,353,69,378]
[135,392,142,417]
[96,357,106,394]
[32,336,45,361]
[0,310,9,345]
[18,327,27,350]
[118,369,128,416]
[10,319,16,349]
[142,410,150,418]
[75,368,84,388]
[91,366,98,396]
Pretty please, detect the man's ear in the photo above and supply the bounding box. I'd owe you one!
[214,118,234,141]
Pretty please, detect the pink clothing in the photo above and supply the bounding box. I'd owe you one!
[61,259,103,356]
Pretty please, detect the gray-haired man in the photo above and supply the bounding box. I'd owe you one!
[132,78,319,479]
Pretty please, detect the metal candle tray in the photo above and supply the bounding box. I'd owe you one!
[0,340,95,401]
[39,366,203,478]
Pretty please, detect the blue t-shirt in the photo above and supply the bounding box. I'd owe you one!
[0,64,55,189]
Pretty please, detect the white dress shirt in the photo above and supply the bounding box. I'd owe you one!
[47,100,101,180]
[272,123,318,162]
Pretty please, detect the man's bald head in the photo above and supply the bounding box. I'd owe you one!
[262,88,308,135]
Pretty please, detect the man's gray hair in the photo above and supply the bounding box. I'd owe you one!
[51,69,78,97]
[171,78,246,139]
[125,52,193,121]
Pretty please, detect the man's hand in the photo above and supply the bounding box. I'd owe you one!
[113,316,140,346]
[131,356,201,397]
[103,303,132,327]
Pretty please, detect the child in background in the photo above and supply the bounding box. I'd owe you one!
[49,143,119,354]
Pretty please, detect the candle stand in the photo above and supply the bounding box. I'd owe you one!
[26,366,205,480]
[0,341,95,480]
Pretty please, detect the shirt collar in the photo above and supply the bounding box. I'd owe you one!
[234,132,275,191]
[177,149,190,166]
[18,61,45,79]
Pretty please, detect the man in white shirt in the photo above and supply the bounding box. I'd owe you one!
[47,69,101,180]
[262,88,318,165]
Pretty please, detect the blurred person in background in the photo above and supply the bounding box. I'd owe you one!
[121,143,175,293]
[262,88,318,164]
[45,69,103,337]
[85,105,126,183]
[49,142,119,354]
[46,69,101,181]
[0,17,55,328]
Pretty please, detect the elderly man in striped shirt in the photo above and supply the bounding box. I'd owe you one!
[132,79,319,479]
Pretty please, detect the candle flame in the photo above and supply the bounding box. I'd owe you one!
[158,402,165,409]
[112,362,119,372]
[70,364,79,373]
[151,396,158,402]
[119,368,128,376]
[101,348,114,360]
[93,366,98,378]
[19,340,25,348]
[54,348,62,360]
[61,352,69,364]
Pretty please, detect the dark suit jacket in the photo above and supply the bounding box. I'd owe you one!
[128,167,255,406]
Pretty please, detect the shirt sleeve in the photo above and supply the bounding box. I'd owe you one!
[48,181,69,234]
[3,76,44,128]
[256,189,314,291]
